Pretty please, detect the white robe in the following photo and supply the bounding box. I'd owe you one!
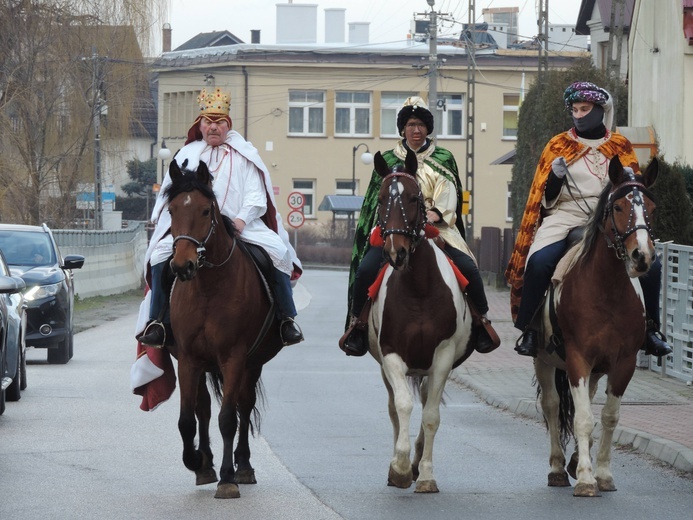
[144,131,301,279]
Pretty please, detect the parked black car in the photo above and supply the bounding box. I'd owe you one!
[0,224,84,364]
[0,259,26,415]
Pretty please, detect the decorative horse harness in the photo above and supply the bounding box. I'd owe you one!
[378,171,427,251]
[172,200,236,269]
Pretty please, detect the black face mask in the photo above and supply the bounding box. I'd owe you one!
[572,104,604,133]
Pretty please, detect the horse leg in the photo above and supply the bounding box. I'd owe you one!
[567,374,602,481]
[194,374,218,485]
[414,369,447,494]
[568,370,600,497]
[177,360,206,476]
[234,367,262,485]
[534,359,570,487]
[412,378,428,482]
[381,354,414,489]
[215,367,244,499]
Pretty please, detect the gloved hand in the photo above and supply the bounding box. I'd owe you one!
[551,156,569,179]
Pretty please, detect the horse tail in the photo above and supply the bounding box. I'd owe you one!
[207,370,224,403]
[555,368,575,449]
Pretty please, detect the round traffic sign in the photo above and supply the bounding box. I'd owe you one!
[287,191,305,210]
[287,210,305,228]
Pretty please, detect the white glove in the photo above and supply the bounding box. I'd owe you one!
[551,156,569,179]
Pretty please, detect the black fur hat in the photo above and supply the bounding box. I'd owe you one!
[396,96,434,136]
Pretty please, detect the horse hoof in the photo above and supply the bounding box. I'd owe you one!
[573,482,601,497]
[235,469,257,485]
[387,467,413,489]
[597,477,617,492]
[215,482,241,499]
[548,471,571,487]
[196,468,218,486]
[415,479,439,493]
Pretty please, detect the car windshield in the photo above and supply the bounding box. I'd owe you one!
[0,230,56,267]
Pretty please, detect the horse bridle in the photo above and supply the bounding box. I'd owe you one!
[171,199,236,269]
[378,171,426,249]
[602,179,656,260]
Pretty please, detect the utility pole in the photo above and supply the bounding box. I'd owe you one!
[86,47,104,230]
[465,0,476,240]
[607,0,626,125]
[427,0,439,137]
[537,0,549,78]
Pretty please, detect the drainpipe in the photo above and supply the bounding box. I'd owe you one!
[242,66,249,140]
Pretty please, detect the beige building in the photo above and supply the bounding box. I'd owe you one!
[154,41,585,241]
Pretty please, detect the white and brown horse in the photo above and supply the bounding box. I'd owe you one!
[367,149,474,493]
[536,156,659,497]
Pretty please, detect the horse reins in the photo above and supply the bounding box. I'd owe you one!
[601,179,656,260]
[378,171,426,248]
[172,200,236,269]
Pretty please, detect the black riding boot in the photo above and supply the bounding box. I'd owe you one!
[514,329,539,357]
[644,320,673,357]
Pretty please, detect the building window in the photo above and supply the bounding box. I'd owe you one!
[288,91,325,136]
[380,92,412,137]
[437,94,464,138]
[335,91,371,136]
[506,181,513,222]
[292,179,315,217]
[163,91,198,138]
[502,94,520,139]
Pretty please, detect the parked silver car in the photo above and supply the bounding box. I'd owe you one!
[0,251,26,415]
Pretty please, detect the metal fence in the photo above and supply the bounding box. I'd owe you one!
[653,242,693,383]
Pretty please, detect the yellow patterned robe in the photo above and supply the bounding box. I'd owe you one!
[504,129,640,323]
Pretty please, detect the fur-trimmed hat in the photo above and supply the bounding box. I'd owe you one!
[396,96,434,136]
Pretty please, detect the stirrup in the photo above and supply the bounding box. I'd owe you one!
[474,316,501,354]
[280,317,304,346]
[138,321,166,349]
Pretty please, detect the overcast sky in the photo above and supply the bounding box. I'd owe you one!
[163,0,582,51]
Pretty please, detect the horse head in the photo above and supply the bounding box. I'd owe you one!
[374,149,425,269]
[166,159,230,281]
[604,155,658,276]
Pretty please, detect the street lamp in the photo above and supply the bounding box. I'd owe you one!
[352,143,373,195]
[157,139,172,183]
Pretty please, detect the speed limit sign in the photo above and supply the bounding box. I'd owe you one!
[287,192,305,210]
[287,210,305,228]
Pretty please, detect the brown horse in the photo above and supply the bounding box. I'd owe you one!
[535,156,659,497]
[165,159,283,499]
[368,149,474,493]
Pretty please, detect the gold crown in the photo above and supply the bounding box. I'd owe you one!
[197,87,230,117]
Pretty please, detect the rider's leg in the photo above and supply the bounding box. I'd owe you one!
[514,239,567,357]
[273,268,304,346]
[138,260,173,348]
[444,244,500,353]
[638,256,672,357]
[340,246,383,356]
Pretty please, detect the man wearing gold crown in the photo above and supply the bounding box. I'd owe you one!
[136,87,303,348]
[339,96,499,357]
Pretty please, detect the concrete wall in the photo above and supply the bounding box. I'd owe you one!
[53,223,147,299]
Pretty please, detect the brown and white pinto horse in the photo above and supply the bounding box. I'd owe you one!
[165,159,284,499]
[536,156,659,497]
[368,149,474,493]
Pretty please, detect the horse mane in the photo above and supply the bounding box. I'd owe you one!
[566,181,613,271]
[164,168,215,203]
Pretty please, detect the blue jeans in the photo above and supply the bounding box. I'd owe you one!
[149,261,170,323]
[273,269,297,320]
[514,240,664,331]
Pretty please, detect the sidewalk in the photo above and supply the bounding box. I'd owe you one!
[450,285,693,474]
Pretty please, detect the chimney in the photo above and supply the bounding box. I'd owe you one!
[276,3,317,44]
[325,8,346,43]
[348,22,370,45]
[162,23,172,52]
[251,29,261,44]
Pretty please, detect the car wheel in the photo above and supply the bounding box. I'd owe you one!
[0,385,5,415]
[6,350,21,402]
[47,338,70,364]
